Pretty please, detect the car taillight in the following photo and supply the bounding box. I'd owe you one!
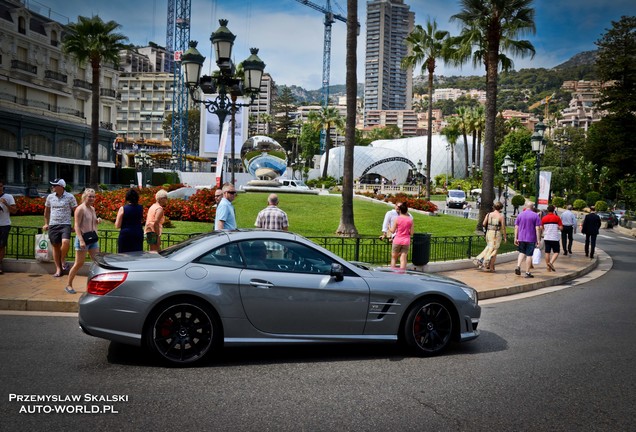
[87,272,128,296]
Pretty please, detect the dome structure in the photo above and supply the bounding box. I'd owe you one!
[318,135,478,182]
[241,135,287,180]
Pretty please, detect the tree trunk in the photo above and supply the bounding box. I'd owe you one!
[90,61,101,188]
[336,0,358,237]
[321,128,331,179]
[476,40,500,233]
[462,130,469,177]
[425,63,434,199]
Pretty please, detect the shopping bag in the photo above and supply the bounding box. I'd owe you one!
[532,247,542,265]
[35,233,53,262]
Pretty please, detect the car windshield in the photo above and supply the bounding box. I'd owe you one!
[449,191,465,198]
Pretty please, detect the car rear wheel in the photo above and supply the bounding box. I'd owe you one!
[146,299,219,365]
[403,299,453,356]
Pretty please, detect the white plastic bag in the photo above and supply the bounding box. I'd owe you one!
[35,233,53,262]
[532,247,542,265]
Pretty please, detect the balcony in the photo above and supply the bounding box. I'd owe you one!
[100,88,117,98]
[73,79,92,91]
[100,121,114,131]
[11,60,37,74]
[44,70,68,83]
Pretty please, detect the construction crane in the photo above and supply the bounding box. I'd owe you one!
[166,0,191,171]
[294,0,347,153]
[529,93,555,120]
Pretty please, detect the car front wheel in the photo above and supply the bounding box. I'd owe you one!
[146,299,219,365]
[403,299,453,356]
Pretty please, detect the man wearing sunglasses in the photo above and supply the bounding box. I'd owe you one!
[214,183,237,230]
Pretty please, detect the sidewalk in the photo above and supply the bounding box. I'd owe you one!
[0,240,599,313]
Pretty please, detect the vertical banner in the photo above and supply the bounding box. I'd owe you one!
[136,171,143,188]
[538,170,552,210]
[215,122,230,187]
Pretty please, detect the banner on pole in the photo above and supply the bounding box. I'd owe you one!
[538,171,552,210]
[215,122,230,188]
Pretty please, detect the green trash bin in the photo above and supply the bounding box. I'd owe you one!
[411,233,431,266]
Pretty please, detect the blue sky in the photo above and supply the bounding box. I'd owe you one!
[36,0,636,89]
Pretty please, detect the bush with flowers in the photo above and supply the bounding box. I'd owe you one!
[14,185,218,223]
[357,191,438,213]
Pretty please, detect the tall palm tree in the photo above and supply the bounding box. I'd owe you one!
[449,0,536,231]
[307,107,344,179]
[258,113,273,135]
[63,16,128,188]
[402,19,450,200]
[472,105,485,166]
[336,0,359,237]
[456,106,471,177]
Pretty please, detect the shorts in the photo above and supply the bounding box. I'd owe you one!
[517,241,536,256]
[48,224,72,244]
[146,232,159,245]
[0,225,10,248]
[544,240,560,254]
[74,236,99,251]
[392,243,410,254]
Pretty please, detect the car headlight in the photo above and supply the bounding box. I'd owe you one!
[461,286,478,305]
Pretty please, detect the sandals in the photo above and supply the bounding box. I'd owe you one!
[53,272,63,278]
[65,286,76,294]
[547,263,556,272]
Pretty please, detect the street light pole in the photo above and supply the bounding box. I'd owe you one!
[500,155,516,222]
[531,120,547,208]
[181,20,266,186]
[16,146,36,187]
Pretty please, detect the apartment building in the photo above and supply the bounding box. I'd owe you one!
[363,0,414,126]
[0,0,118,187]
[365,109,418,137]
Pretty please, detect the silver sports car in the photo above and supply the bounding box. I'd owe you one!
[79,230,480,365]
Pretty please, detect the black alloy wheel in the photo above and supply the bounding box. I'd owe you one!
[147,300,217,365]
[404,299,453,356]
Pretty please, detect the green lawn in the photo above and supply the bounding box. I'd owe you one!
[12,192,483,237]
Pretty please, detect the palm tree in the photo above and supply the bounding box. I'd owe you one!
[62,16,128,188]
[450,0,536,231]
[456,106,471,177]
[442,116,462,180]
[402,19,450,200]
[336,0,359,237]
[472,105,485,166]
[307,107,344,179]
[258,113,273,135]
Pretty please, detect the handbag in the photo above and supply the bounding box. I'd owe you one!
[35,233,53,262]
[82,230,99,245]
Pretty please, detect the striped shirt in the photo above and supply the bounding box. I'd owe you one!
[541,213,563,241]
[255,206,288,230]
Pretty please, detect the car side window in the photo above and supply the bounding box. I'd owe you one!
[195,242,244,268]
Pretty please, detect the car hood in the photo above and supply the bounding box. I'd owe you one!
[351,262,468,288]
[93,252,185,272]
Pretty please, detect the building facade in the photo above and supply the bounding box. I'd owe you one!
[363,0,414,126]
[0,0,119,189]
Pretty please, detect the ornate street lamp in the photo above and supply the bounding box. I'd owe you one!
[16,145,36,187]
[181,20,266,185]
[135,148,153,187]
[500,154,516,221]
[531,120,548,208]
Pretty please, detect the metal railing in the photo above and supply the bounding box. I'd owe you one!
[5,227,515,264]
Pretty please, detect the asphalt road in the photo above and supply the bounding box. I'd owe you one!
[1,230,634,431]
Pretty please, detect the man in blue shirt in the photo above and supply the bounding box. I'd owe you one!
[214,183,237,230]
[560,205,577,255]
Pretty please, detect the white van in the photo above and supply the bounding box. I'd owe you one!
[278,178,310,190]
[446,189,467,209]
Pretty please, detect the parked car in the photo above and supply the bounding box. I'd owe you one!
[278,178,310,190]
[2,185,45,198]
[79,230,481,365]
[597,211,618,228]
[613,209,626,221]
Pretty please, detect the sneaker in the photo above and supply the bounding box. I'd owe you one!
[64,286,76,294]
[525,272,534,278]
[515,266,521,275]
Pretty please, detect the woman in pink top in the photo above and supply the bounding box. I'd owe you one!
[389,202,414,269]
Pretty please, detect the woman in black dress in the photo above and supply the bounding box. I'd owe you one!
[115,188,144,253]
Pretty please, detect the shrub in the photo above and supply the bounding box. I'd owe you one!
[594,200,608,212]
[511,194,525,208]
[551,196,565,209]
[573,199,587,211]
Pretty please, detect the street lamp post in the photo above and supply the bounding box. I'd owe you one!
[500,154,516,221]
[134,148,153,187]
[181,20,266,185]
[531,120,548,208]
[16,146,36,187]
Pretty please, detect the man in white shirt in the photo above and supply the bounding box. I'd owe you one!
[0,181,17,275]
[380,201,412,240]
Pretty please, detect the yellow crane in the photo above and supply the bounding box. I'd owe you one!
[529,93,555,119]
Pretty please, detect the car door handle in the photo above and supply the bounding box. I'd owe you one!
[249,279,274,288]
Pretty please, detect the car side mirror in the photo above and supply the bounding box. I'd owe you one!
[330,263,344,282]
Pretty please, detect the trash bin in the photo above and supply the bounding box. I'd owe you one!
[411,233,431,266]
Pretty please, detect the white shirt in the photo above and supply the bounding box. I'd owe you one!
[0,193,16,226]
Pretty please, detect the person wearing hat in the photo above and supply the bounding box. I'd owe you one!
[43,179,77,277]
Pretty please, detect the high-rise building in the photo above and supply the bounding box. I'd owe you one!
[363,0,414,126]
